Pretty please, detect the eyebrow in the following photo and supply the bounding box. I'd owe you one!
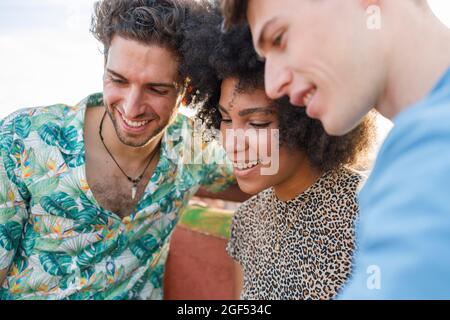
[106,69,176,88]
[238,107,276,117]
[218,104,276,117]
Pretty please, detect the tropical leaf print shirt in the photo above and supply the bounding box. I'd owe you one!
[0,93,235,300]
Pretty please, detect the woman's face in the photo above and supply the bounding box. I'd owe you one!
[219,77,308,195]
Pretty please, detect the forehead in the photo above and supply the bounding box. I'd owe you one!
[247,0,288,29]
[220,78,273,111]
[247,0,302,45]
[106,35,179,82]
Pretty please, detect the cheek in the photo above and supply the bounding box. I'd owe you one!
[220,127,229,152]
[149,97,178,120]
[103,84,122,107]
[221,127,243,157]
[254,127,279,161]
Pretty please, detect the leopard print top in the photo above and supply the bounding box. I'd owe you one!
[227,167,363,300]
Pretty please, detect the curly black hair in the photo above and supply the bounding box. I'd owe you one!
[90,0,220,104]
[196,24,376,172]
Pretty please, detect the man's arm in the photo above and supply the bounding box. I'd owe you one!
[195,184,251,203]
[0,119,30,285]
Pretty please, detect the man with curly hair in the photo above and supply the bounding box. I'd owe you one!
[0,0,246,300]
[221,0,450,299]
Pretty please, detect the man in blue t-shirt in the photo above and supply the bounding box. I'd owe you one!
[220,0,450,299]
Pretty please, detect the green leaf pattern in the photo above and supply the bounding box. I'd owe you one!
[0,94,235,300]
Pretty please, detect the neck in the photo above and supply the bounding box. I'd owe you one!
[101,111,162,167]
[273,155,323,202]
[377,2,450,119]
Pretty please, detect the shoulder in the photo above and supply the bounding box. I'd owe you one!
[337,167,365,191]
[1,102,85,138]
[234,189,270,225]
[312,168,362,223]
[162,113,193,151]
[379,96,450,163]
[0,106,62,147]
[0,99,88,171]
[318,167,364,199]
[364,101,450,200]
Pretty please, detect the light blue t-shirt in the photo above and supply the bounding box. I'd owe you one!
[339,67,450,300]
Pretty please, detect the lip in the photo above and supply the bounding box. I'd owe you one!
[117,111,154,134]
[232,162,261,178]
[304,91,320,119]
[290,86,317,107]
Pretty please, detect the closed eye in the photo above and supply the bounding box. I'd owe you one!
[272,32,284,48]
[250,122,271,129]
[111,77,127,85]
[149,87,169,95]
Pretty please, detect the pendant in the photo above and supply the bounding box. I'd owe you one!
[131,185,137,200]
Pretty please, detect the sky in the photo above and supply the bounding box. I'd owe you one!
[0,0,103,114]
[0,0,449,141]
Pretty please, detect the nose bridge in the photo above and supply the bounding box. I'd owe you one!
[265,56,291,100]
[123,85,145,117]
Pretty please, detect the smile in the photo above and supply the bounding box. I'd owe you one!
[303,88,317,107]
[121,114,150,128]
[290,86,317,108]
[232,160,260,170]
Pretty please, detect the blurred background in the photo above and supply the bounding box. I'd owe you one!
[0,0,449,141]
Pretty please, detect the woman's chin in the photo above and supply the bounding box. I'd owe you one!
[237,180,270,196]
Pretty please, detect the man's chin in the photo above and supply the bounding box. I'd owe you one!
[116,133,156,148]
[114,122,163,148]
[112,125,152,146]
[321,115,360,137]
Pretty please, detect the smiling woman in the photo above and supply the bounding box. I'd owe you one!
[192,23,377,299]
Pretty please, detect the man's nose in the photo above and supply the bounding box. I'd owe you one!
[264,57,292,100]
[122,87,146,118]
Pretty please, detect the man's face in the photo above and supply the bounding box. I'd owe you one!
[247,0,386,135]
[103,36,181,147]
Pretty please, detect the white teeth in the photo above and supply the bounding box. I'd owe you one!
[121,114,149,128]
[233,160,259,170]
[303,89,316,107]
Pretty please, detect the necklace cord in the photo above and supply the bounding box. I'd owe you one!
[98,111,160,185]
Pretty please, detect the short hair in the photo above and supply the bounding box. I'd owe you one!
[220,0,430,30]
[91,0,186,60]
[90,0,219,104]
[197,25,376,172]
[220,0,248,30]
